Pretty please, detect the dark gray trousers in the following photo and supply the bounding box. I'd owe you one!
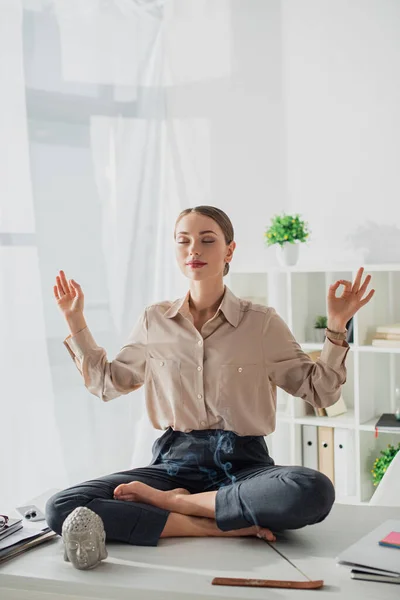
[46,428,335,546]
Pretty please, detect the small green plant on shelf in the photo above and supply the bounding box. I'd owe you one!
[371,442,400,486]
[314,315,328,329]
[264,213,310,247]
[312,315,327,343]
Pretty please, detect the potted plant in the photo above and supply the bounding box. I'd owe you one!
[371,442,400,487]
[313,315,327,343]
[264,213,310,266]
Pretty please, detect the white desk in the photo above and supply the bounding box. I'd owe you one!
[1,503,399,599]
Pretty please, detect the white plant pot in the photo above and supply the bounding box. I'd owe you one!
[313,328,326,343]
[276,242,300,267]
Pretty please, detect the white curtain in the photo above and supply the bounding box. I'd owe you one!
[0,0,67,508]
[1,0,228,507]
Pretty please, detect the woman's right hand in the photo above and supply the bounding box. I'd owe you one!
[53,270,84,317]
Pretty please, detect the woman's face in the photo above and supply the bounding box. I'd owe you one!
[175,212,235,281]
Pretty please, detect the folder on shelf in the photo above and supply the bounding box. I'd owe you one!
[318,426,334,484]
[334,428,356,497]
[337,520,400,582]
[302,425,318,470]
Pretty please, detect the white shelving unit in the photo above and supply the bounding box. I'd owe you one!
[227,264,400,505]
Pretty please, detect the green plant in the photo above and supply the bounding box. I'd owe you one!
[314,315,328,329]
[264,213,310,247]
[371,442,400,486]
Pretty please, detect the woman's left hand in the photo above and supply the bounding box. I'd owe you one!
[327,267,375,331]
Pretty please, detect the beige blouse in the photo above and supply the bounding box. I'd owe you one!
[64,286,349,436]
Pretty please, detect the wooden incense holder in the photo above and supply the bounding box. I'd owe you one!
[212,577,324,589]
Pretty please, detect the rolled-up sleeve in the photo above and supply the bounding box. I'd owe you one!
[262,308,349,409]
[63,310,148,402]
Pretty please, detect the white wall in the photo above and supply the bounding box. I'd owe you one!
[211,0,287,273]
[25,0,400,275]
[165,0,287,273]
[280,0,400,267]
[167,0,400,273]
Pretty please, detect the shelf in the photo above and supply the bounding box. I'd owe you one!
[293,409,355,429]
[335,495,361,505]
[357,345,400,354]
[301,342,355,351]
[229,266,400,505]
[359,416,379,432]
[359,415,400,433]
[300,344,400,353]
[300,343,324,351]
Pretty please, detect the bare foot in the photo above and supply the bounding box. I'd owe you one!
[113,481,190,511]
[223,524,276,541]
[160,512,276,541]
[114,482,276,542]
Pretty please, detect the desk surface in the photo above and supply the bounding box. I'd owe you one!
[1,503,399,600]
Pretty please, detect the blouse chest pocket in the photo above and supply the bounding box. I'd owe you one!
[217,363,262,408]
[148,357,182,402]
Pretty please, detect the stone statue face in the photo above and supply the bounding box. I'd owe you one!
[64,529,104,570]
[62,507,107,570]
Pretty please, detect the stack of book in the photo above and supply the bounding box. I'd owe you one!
[337,520,400,584]
[0,518,56,564]
[0,517,23,542]
[375,413,400,436]
[372,324,400,348]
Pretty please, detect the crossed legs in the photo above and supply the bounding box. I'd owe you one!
[47,463,334,546]
[114,464,335,537]
[46,465,276,546]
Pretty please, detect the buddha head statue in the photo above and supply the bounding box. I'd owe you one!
[62,506,107,570]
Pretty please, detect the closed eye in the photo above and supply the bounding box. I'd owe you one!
[177,239,215,244]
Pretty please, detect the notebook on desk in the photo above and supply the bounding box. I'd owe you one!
[336,520,400,582]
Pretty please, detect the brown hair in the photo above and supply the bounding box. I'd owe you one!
[175,206,234,276]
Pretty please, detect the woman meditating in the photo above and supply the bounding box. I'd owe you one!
[46,206,374,546]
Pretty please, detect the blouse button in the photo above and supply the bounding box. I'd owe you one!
[198,340,203,346]
[197,394,203,399]
[197,366,202,371]
[160,361,164,366]
[238,367,243,372]
[200,420,206,426]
